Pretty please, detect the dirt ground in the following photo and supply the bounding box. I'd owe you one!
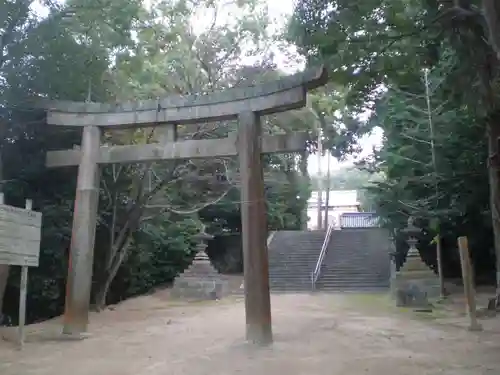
[1,291,500,375]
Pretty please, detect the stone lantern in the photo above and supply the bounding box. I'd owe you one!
[171,224,229,300]
[402,216,420,262]
[191,224,214,269]
[394,216,439,308]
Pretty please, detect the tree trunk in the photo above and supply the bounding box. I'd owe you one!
[478,43,499,307]
[0,265,9,321]
[94,234,134,311]
[487,117,500,295]
[316,130,323,229]
[94,276,112,311]
[0,151,8,321]
[323,153,331,229]
[483,0,500,61]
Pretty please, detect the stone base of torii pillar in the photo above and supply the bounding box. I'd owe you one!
[171,227,229,300]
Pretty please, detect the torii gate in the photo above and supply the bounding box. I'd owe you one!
[41,66,327,345]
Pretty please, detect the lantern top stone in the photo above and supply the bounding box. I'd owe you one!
[402,216,420,236]
[193,224,214,243]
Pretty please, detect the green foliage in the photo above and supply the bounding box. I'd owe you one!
[1,0,342,322]
[365,63,492,275]
[108,215,200,302]
[288,0,426,113]
[288,0,499,278]
[365,60,489,228]
[0,0,116,323]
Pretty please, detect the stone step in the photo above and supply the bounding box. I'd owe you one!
[318,278,388,283]
[321,265,389,270]
[269,282,312,287]
[319,273,389,279]
[267,230,325,293]
[315,286,389,292]
[319,274,388,279]
[269,265,316,270]
[317,278,388,284]
[270,274,313,277]
[324,254,385,259]
[317,228,391,290]
[314,285,389,292]
[270,288,311,292]
[271,284,311,289]
[270,263,317,268]
[321,269,390,273]
[318,280,390,286]
[317,280,389,285]
[269,259,318,262]
[270,278,311,283]
[317,276,389,282]
[269,279,311,286]
[318,275,388,280]
[270,270,315,274]
[321,269,383,274]
[268,228,392,293]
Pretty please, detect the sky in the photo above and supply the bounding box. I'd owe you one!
[31,0,383,174]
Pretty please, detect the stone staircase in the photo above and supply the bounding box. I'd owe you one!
[315,228,391,292]
[267,230,326,292]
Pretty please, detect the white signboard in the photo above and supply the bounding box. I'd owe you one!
[0,203,42,267]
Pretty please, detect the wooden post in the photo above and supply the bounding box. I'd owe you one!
[63,125,101,337]
[17,199,32,349]
[436,234,445,297]
[457,236,482,331]
[238,111,272,345]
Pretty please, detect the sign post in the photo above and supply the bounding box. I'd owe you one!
[0,193,42,349]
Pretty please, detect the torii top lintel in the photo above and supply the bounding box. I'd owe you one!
[39,66,327,128]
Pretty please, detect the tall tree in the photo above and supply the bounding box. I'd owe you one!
[0,0,142,321]
[288,0,500,290]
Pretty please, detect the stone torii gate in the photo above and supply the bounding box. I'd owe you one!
[41,66,327,345]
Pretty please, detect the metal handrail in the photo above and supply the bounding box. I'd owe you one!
[311,223,334,290]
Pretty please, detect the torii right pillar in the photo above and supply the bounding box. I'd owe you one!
[238,111,272,345]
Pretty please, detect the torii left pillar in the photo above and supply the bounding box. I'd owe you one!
[63,125,101,337]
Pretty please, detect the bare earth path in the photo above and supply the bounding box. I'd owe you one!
[1,293,500,375]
